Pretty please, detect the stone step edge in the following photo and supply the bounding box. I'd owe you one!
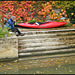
[18,49,75,57]
[19,48,75,53]
[21,29,75,34]
[18,39,75,46]
[19,45,75,52]
[18,37,75,44]
[19,42,64,47]
[18,33,75,38]
[18,34,57,38]
[18,38,59,43]
[21,31,75,36]
[17,53,75,61]
[18,35,75,40]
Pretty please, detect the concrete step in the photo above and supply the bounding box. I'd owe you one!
[17,53,75,61]
[19,44,75,52]
[18,35,75,42]
[18,31,75,43]
[18,34,57,39]
[21,30,75,36]
[18,36,75,45]
[19,39,75,46]
[18,48,75,57]
[17,28,75,59]
[18,36,75,48]
[21,29,75,34]
[19,47,75,53]
[18,31,75,39]
[18,38,59,43]
[19,41,64,48]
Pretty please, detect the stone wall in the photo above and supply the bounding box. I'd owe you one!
[0,35,18,60]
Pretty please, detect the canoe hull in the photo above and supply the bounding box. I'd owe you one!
[17,21,67,29]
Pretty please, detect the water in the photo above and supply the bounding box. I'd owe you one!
[0,56,75,74]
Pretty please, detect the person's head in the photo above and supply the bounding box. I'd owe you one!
[11,16,16,20]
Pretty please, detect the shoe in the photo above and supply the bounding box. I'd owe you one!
[16,34,20,36]
[15,32,20,36]
[20,33,24,36]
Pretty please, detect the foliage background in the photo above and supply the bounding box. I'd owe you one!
[0,1,75,24]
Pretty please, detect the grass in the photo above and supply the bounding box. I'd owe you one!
[0,27,10,38]
[64,22,73,27]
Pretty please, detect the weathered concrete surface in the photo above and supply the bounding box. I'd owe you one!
[18,26,75,58]
[0,35,18,60]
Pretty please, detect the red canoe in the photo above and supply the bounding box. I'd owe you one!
[17,21,67,29]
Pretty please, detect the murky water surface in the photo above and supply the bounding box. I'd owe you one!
[0,56,75,74]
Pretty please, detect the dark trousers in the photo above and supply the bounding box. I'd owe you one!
[11,27,21,34]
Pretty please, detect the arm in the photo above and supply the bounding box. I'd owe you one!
[7,19,15,26]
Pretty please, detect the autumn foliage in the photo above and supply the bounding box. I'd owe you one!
[0,1,75,24]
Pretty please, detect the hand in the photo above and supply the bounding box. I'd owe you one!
[14,20,16,22]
